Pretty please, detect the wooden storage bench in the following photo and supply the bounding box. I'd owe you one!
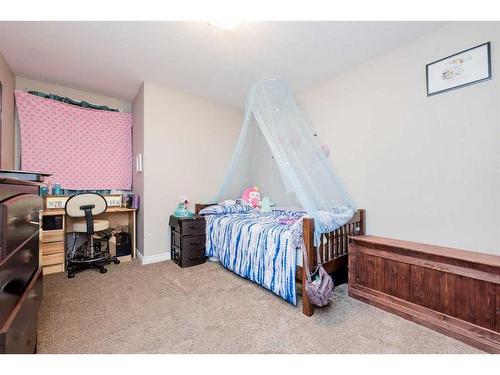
[348,236,500,353]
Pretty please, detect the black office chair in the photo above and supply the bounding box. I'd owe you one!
[65,193,119,278]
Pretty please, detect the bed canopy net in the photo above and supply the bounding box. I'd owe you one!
[215,79,355,241]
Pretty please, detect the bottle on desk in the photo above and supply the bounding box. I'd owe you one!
[52,183,62,195]
[40,185,49,197]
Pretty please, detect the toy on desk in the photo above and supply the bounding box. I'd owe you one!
[173,196,194,218]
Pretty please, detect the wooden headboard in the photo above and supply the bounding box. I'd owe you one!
[194,203,215,215]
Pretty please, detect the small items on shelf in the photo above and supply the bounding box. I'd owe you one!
[43,194,127,209]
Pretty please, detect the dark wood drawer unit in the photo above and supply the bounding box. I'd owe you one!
[0,234,39,325]
[0,176,43,354]
[0,268,43,354]
[349,236,500,353]
[169,215,206,268]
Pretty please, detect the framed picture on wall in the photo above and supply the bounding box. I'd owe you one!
[426,42,491,96]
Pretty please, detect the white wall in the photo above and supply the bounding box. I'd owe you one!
[297,22,500,254]
[138,81,242,259]
[132,83,145,255]
[0,51,15,168]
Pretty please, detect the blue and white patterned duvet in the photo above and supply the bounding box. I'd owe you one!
[202,209,305,305]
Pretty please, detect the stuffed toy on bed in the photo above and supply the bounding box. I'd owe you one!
[260,196,272,213]
[242,186,261,208]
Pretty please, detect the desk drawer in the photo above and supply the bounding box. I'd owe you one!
[43,263,64,275]
[42,252,64,266]
[41,242,64,256]
[40,229,64,243]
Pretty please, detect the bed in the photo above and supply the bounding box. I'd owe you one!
[195,203,366,316]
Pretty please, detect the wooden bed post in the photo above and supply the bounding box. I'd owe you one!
[302,218,316,317]
[358,209,366,235]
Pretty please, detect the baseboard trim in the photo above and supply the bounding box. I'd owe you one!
[137,251,170,265]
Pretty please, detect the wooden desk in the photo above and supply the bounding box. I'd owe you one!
[41,207,137,275]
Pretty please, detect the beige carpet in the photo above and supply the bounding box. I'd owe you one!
[38,260,482,354]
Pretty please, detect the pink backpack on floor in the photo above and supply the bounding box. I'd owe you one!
[301,245,334,307]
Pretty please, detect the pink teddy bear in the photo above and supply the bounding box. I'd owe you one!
[242,186,261,208]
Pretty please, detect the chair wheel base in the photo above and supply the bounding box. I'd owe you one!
[114,259,120,265]
[100,268,107,274]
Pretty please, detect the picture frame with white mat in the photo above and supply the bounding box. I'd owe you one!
[426,42,492,96]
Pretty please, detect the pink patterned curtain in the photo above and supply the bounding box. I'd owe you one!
[15,90,132,190]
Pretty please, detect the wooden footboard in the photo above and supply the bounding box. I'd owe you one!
[194,203,365,317]
[298,209,366,316]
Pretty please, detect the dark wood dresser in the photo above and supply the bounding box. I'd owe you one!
[0,175,44,354]
[169,215,206,268]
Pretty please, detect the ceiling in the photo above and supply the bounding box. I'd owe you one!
[0,21,446,108]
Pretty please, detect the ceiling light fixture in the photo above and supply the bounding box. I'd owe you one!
[208,20,242,30]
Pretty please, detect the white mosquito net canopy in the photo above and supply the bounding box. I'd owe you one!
[214,79,355,240]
